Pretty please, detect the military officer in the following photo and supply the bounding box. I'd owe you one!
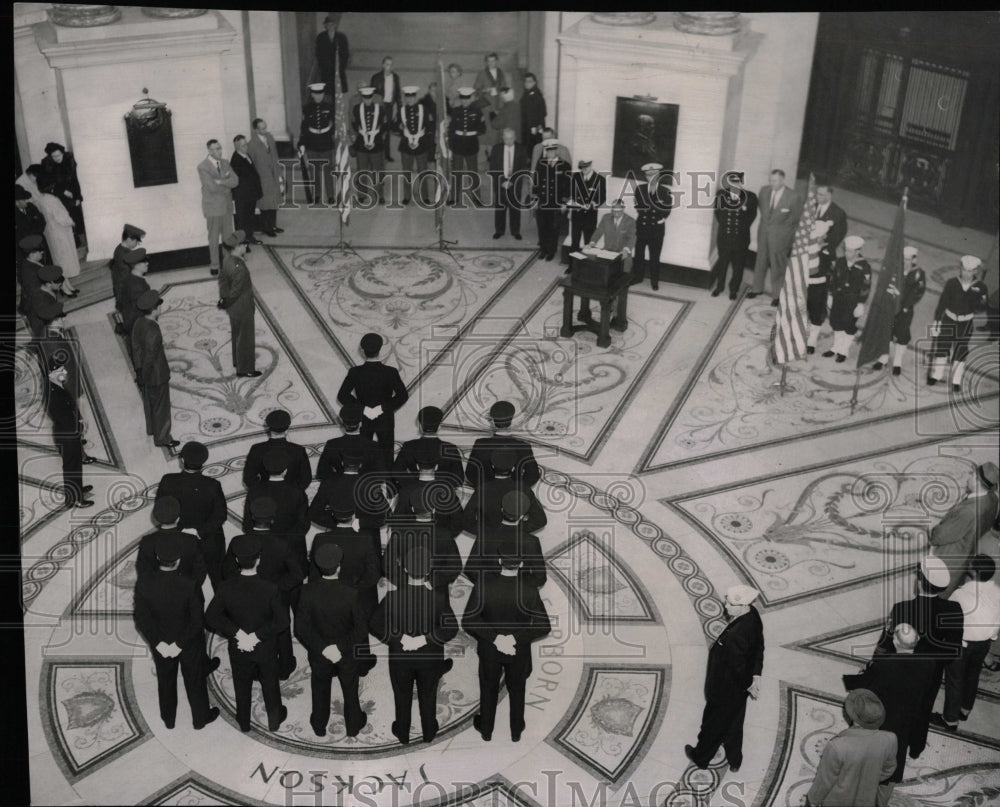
[337,332,409,467]
[873,246,926,375]
[156,441,227,588]
[135,495,208,585]
[132,290,179,449]
[295,543,370,738]
[448,87,486,182]
[806,182,848,352]
[569,159,607,253]
[398,86,434,205]
[218,231,261,377]
[121,249,152,366]
[532,139,571,262]
[393,446,464,535]
[370,546,458,745]
[928,255,990,390]
[633,163,673,290]
[465,491,547,592]
[45,356,94,509]
[206,534,289,733]
[465,400,540,489]
[133,532,220,731]
[316,403,385,481]
[309,452,390,536]
[710,172,758,300]
[298,82,336,204]
[462,542,551,742]
[823,235,871,362]
[392,406,464,490]
[111,224,146,326]
[243,409,312,490]
[354,85,388,204]
[462,449,547,537]
[384,492,462,592]
[242,449,309,539]
[18,234,47,317]
[25,264,63,340]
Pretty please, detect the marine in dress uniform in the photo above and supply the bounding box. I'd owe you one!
[135,496,208,585]
[384,498,462,592]
[299,83,336,205]
[823,235,871,362]
[110,224,145,321]
[569,160,607,252]
[519,73,546,151]
[131,291,179,448]
[392,406,464,490]
[805,183,847,346]
[685,585,765,771]
[206,534,289,732]
[872,246,926,374]
[465,401,540,489]
[633,163,673,290]
[218,231,260,377]
[462,450,547,537]
[448,88,486,180]
[462,542,551,742]
[928,255,990,390]
[45,358,93,508]
[316,403,386,480]
[295,543,369,737]
[229,136,263,244]
[370,547,458,744]
[398,86,434,205]
[337,333,409,466]
[532,140,570,261]
[710,172,758,299]
[17,234,47,318]
[243,409,312,491]
[488,127,530,239]
[133,532,219,730]
[464,491,547,592]
[121,249,152,358]
[354,86,387,203]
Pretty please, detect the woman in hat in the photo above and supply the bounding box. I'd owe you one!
[41,142,85,245]
[36,175,81,296]
[928,255,989,390]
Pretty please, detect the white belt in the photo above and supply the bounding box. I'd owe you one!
[944,309,975,322]
[807,276,828,285]
[454,130,477,136]
[308,126,332,134]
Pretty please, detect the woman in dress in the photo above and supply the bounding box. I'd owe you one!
[37,177,80,297]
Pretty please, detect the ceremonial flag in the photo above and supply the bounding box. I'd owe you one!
[856,191,907,368]
[332,44,352,224]
[433,54,451,230]
[770,175,818,365]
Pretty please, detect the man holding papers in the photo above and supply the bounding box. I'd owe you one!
[574,199,636,324]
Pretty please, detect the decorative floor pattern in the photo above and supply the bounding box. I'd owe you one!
[142,772,269,806]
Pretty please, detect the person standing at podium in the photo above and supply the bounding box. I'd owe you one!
[576,199,636,324]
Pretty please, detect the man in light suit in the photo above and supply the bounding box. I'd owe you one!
[748,169,802,305]
[198,139,239,277]
[576,199,637,324]
[247,119,284,237]
[488,128,530,240]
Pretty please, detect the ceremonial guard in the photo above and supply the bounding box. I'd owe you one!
[465,491,547,592]
[873,246,926,374]
[35,299,82,402]
[384,493,462,592]
[135,496,208,585]
[448,87,486,180]
[710,172,758,299]
[243,409,312,490]
[242,450,309,539]
[206,534,289,733]
[568,159,606,252]
[463,449,547,537]
[310,453,390,536]
[463,542,551,742]
[928,255,989,390]
[354,86,387,204]
[134,531,219,731]
[398,86,434,205]
[370,547,458,745]
[132,290,180,448]
[121,249,152,358]
[295,543,369,738]
[392,406,465,490]
[218,231,261,378]
[633,163,673,290]
[337,333,409,466]
[17,235,47,318]
[823,235,871,362]
[392,446,463,532]
[110,225,145,325]
[299,83,336,204]
[806,182,847,350]
[27,265,65,340]
[45,357,94,509]
[157,442,227,588]
[316,403,385,480]
[465,401,540,489]
[532,139,570,261]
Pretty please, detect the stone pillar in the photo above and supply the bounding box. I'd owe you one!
[48,5,121,27]
[673,12,743,36]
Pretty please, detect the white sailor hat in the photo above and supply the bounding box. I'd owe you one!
[541,138,559,148]
[725,584,760,606]
[960,255,982,270]
[402,85,420,96]
[578,159,593,168]
[903,246,918,259]
[920,553,950,588]
[641,162,663,172]
[359,86,376,96]
[844,235,865,250]
[308,82,326,93]
[457,86,475,97]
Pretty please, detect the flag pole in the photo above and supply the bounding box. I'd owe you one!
[779,365,788,396]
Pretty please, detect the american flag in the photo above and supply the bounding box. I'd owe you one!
[332,44,352,224]
[856,192,907,368]
[433,55,452,229]
[770,174,818,364]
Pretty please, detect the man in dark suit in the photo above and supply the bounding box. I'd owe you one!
[748,169,803,304]
[465,491,547,592]
[45,357,94,509]
[295,543,369,737]
[316,403,385,481]
[488,127,529,240]
[392,406,464,491]
[370,546,458,744]
[532,139,571,261]
[463,450,547,537]
[710,171,758,300]
[354,86,388,204]
[569,159,607,253]
[131,290,179,449]
[17,234,47,318]
[371,56,402,163]
[315,13,349,94]
[206,534,289,732]
[385,494,462,591]
[218,231,261,378]
[465,401,540,489]
[806,181,848,351]
[121,249,152,360]
[16,194,48,314]
[392,447,464,537]
[243,409,312,491]
[229,135,263,247]
[398,86,434,205]
[463,542,551,742]
[110,224,145,323]
[633,163,673,290]
[578,199,638,323]
[685,585,765,771]
[242,449,309,538]
[134,532,219,730]
[135,496,208,586]
[337,332,408,466]
[309,453,390,536]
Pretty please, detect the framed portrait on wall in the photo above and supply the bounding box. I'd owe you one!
[611,97,679,179]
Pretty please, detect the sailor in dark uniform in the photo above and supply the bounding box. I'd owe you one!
[928,255,989,390]
[385,480,462,591]
[353,86,387,204]
[242,449,309,539]
[532,139,570,261]
[45,357,94,509]
[392,406,464,491]
[206,534,289,732]
[569,159,607,253]
[823,235,871,362]
[465,491,547,592]
[392,445,464,536]
[710,172,758,300]
[463,449,547,537]
[398,85,434,205]
[448,87,486,187]
[218,230,261,377]
[133,531,219,730]
[337,332,408,467]
[132,290,180,449]
[295,543,370,737]
[298,82,336,204]
[243,409,312,490]
[370,546,458,744]
[465,400,540,489]
[805,182,847,349]
[309,455,389,539]
[633,163,673,290]
[18,234,47,317]
[26,264,64,341]
[111,224,146,327]
[121,249,153,352]
[316,403,385,481]
[873,245,926,375]
[135,495,208,586]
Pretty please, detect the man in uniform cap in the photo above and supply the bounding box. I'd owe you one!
[532,139,571,261]
[132,290,179,449]
[462,541,552,742]
[316,403,385,480]
[465,490,546,591]
[463,448,547,537]
[15,186,48,294]
[354,85,388,204]
[136,495,208,585]
[392,406,464,490]
[218,231,261,377]
[206,534,289,732]
[337,332,408,466]
[295,542,370,737]
[299,83,337,204]
[198,139,239,277]
[242,449,309,539]
[872,245,926,375]
[309,452,390,537]
[928,254,989,390]
[45,358,94,508]
[26,264,64,340]
[17,233,47,317]
[392,443,463,530]
[632,163,673,290]
[370,546,459,744]
[119,249,153,360]
[448,87,487,189]
[385,483,463,591]
[488,126,530,240]
[315,12,349,94]
[243,409,312,490]
[749,169,803,303]
[110,224,146,323]
[520,73,547,152]
[465,400,540,489]
[398,85,435,205]
[684,583,764,771]
[34,296,85,406]
[710,171,758,300]
[568,158,607,254]
[134,531,220,731]
[823,234,871,362]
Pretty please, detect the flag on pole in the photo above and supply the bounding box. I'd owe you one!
[856,190,907,368]
[332,44,352,224]
[433,54,452,230]
[770,175,819,364]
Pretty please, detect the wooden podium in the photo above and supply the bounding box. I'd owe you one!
[559,251,630,348]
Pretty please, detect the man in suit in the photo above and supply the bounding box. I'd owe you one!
[132,291,179,449]
[157,441,228,589]
[463,450,547,538]
[748,169,802,304]
[489,87,520,156]
[243,409,312,491]
[474,52,506,162]
[805,181,848,352]
[533,139,571,261]
[315,13,349,94]
[488,127,529,240]
[316,403,385,480]
[247,119,284,237]
[295,543,369,737]
[633,163,673,290]
[465,491,546,592]
[520,73,547,152]
[398,86,434,205]
[26,265,65,341]
[16,191,48,314]
[873,246,926,374]
[465,400,540,489]
[354,86,388,203]
[710,171,758,300]
[135,496,208,586]
[299,83,337,205]
[229,135,263,247]
[134,532,219,731]
[385,489,462,591]
[217,231,261,378]
[45,357,94,509]
[337,332,408,466]
[391,448,465,538]
[685,585,765,771]
[370,546,458,744]
[206,534,289,732]
[17,234,47,318]
[198,139,239,277]
[448,87,486,184]
[242,450,309,539]
[824,235,871,363]
[577,199,637,323]
[392,406,464,491]
[110,224,145,323]
[569,160,607,253]
[463,542,551,742]
[35,301,84,405]
[371,56,402,163]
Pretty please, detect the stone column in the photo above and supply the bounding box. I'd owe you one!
[48,5,121,27]
[673,12,743,36]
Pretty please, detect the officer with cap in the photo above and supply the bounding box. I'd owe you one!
[243,408,312,490]
[370,546,459,744]
[136,495,208,585]
[386,477,463,590]
[928,255,989,390]
[45,356,94,508]
[532,138,571,261]
[120,247,152,342]
[206,534,289,732]
[354,86,388,204]
[465,490,546,591]
[633,163,673,290]
[315,12,349,94]
[463,448,547,537]
[392,445,464,535]
[27,264,65,339]
[398,85,434,205]
[242,448,309,540]
[157,442,227,587]
[392,406,464,490]
[295,542,370,737]
[218,230,261,377]
[465,400,540,489]
[569,159,607,253]
[462,540,551,742]
[316,403,385,480]
[16,186,48,279]
[337,332,408,466]
[134,531,220,731]
[823,235,871,362]
[17,234,47,317]
[132,290,179,448]
[448,87,486,181]
[34,295,85,406]
[299,82,336,204]
[111,224,146,321]
[710,172,758,300]
[871,245,926,374]
[309,453,390,537]
[223,496,303,681]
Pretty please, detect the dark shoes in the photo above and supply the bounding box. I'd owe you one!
[822,350,835,358]
[391,720,409,745]
[872,361,885,370]
[267,705,288,731]
[770,299,779,307]
[493,233,503,239]
[156,440,181,449]
[210,268,219,276]
[806,346,815,355]
[892,367,902,376]
[729,292,737,300]
[311,719,327,737]
[930,712,958,732]
[513,234,522,240]
[347,713,368,739]
[728,759,742,772]
[835,354,846,363]
[684,744,708,769]
[194,707,220,730]
[82,456,97,464]
[262,230,278,237]
[238,371,263,378]
[273,227,284,234]
[473,714,491,741]
[746,292,759,299]
[69,499,95,509]
[577,310,594,324]
[248,237,264,245]
[711,287,723,297]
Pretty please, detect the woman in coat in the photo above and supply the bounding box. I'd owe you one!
[41,142,86,246]
[37,177,80,296]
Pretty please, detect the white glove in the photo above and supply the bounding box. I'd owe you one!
[930,321,941,338]
[351,515,360,533]
[886,283,899,297]
[494,634,517,655]
[363,405,383,420]
[826,294,833,309]
[322,645,343,664]
[298,145,306,156]
[401,634,428,651]
[156,641,178,658]
[853,303,865,318]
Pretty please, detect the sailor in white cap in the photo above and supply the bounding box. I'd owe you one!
[822,234,871,362]
[353,85,387,204]
[872,245,926,375]
[398,85,433,205]
[447,87,486,187]
[532,138,571,261]
[569,159,607,252]
[928,255,988,390]
[299,83,336,204]
[633,163,673,290]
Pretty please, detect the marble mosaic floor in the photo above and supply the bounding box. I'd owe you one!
[18,197,1000,806]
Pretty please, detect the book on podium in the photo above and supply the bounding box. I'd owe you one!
[570,248,623,290]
